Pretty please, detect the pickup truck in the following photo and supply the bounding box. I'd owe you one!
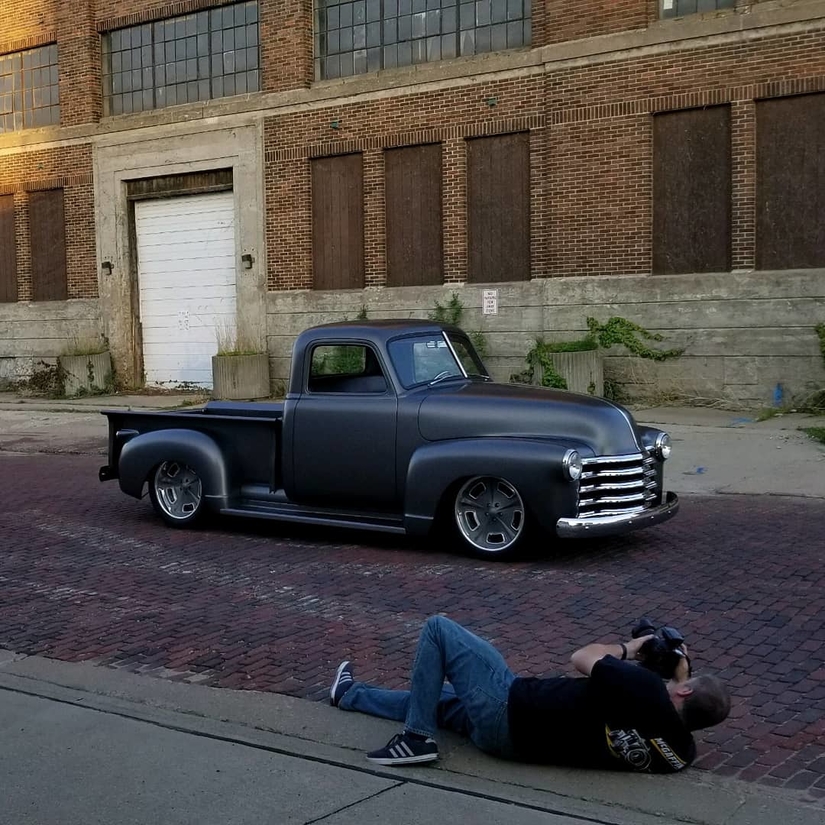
[100,320,678,559]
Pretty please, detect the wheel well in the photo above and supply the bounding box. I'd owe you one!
[434,476,469,528]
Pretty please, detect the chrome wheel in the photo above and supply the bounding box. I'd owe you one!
[153,461,203,522]
[454,476,526,555]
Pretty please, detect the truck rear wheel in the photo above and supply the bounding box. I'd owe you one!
[453,475,527,559]
[149,461,205,528]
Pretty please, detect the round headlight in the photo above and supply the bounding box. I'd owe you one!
[655,432,672,460]
[562,449,583,482]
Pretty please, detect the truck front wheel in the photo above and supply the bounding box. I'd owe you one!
[149,461,205,528]
[453,476,528,559]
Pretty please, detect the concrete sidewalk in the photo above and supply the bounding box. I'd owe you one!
[0,651,820,825]
[1,391,823,497]
[633,406,825,498]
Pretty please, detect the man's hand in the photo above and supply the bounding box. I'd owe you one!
[570,635,654,677]
[625,635,654,661]
[671,644,691,683]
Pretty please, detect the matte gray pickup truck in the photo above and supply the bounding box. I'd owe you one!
[100,320,678,558]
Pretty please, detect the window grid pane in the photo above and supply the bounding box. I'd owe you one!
[316,0,529,79]
[660,0,735,19]
[0,44,60,133]
[103,0,260,115]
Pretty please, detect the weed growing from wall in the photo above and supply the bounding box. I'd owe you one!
[429,293,488,358]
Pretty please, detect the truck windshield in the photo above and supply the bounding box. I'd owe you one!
[388,332,489,389]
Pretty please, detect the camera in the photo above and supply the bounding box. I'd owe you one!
[631,617,688,680]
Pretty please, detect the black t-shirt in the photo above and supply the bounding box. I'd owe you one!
[506,656,695,773]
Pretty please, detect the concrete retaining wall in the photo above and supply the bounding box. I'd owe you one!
[0,300,104,388]
[265,270,825,407]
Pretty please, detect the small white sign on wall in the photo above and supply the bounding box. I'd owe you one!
[663,0,674,9]
[482,289,499,316]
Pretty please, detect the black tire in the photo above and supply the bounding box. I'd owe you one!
[147,460,206,528]
[451,475,530,560]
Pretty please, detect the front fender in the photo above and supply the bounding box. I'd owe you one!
[403,438,579,536]
[118,428,230,508]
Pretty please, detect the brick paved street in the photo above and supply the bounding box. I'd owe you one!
[1,454,824,803]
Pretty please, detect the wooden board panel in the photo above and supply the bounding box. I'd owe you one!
[756,93,825,270]
[30,189,68,302]
[0,194,17,303]
[653,107,731,275]
[312,154,365,290]
[385,144,443,287]
[467,133,531,283]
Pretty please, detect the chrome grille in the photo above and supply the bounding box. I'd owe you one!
[577,453,659,518]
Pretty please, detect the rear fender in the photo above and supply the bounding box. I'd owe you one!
[118,429,230,509]
[403,439,579,536]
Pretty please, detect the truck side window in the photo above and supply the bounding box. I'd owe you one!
[308,345,388,394]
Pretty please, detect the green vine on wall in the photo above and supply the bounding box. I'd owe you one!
[586,317,684,362]
[511,317,684,391]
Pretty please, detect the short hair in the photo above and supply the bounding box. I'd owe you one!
[681,674,731,731]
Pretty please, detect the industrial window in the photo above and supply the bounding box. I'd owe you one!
[0,195,17,302]
[466,132,531,283]
[0,44,60,133]
[102,1,259,115]
[385,144,443,287]
[660,0,735,18]
[652,107,731,275]
[29,189,68,302]
[315,0,531,80]
[311,154,365,290]
[756,93,825,270]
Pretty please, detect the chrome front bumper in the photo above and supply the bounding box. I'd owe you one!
[556,491,679,538]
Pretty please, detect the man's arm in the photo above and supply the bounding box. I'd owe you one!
[571,635,653,677]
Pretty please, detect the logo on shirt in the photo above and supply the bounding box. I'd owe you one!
[605,726,652,771]
[650,737,688,771]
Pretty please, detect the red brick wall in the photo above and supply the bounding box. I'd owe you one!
[4,1,825,297]
[260,0,313,92]
[59,1,101,125]
[265,24,825,288]
[264,78,545,290]
[0,1,58,47]
[546,115,651,277]
[544,28,825,275]
[540,1,649,45]
[0,146,97,300]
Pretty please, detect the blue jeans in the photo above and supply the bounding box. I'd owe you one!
[339,616,516,757]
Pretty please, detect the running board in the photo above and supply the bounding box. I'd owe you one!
[220,503,407,535]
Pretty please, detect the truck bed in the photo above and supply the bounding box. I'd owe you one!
[102,401,284,491]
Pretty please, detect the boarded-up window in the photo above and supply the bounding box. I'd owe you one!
[312,154,364,290]
[467,133,531,283]
[0,195,16,302]
[756,93,825,270]
[30,189,68,301]
[653,107,731,275]
[385,144,443,288]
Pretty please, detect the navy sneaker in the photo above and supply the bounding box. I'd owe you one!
[330,660,354,707]
[366,732,439,766]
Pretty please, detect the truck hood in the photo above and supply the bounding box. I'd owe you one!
[417,382,642,457]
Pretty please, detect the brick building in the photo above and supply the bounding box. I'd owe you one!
[0,0,824,403]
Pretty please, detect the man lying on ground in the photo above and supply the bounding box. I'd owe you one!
[330,614,730,772]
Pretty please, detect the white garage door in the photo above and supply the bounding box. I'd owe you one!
[135,192,236,388]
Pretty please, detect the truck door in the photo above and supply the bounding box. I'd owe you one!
[291,343,398,506]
